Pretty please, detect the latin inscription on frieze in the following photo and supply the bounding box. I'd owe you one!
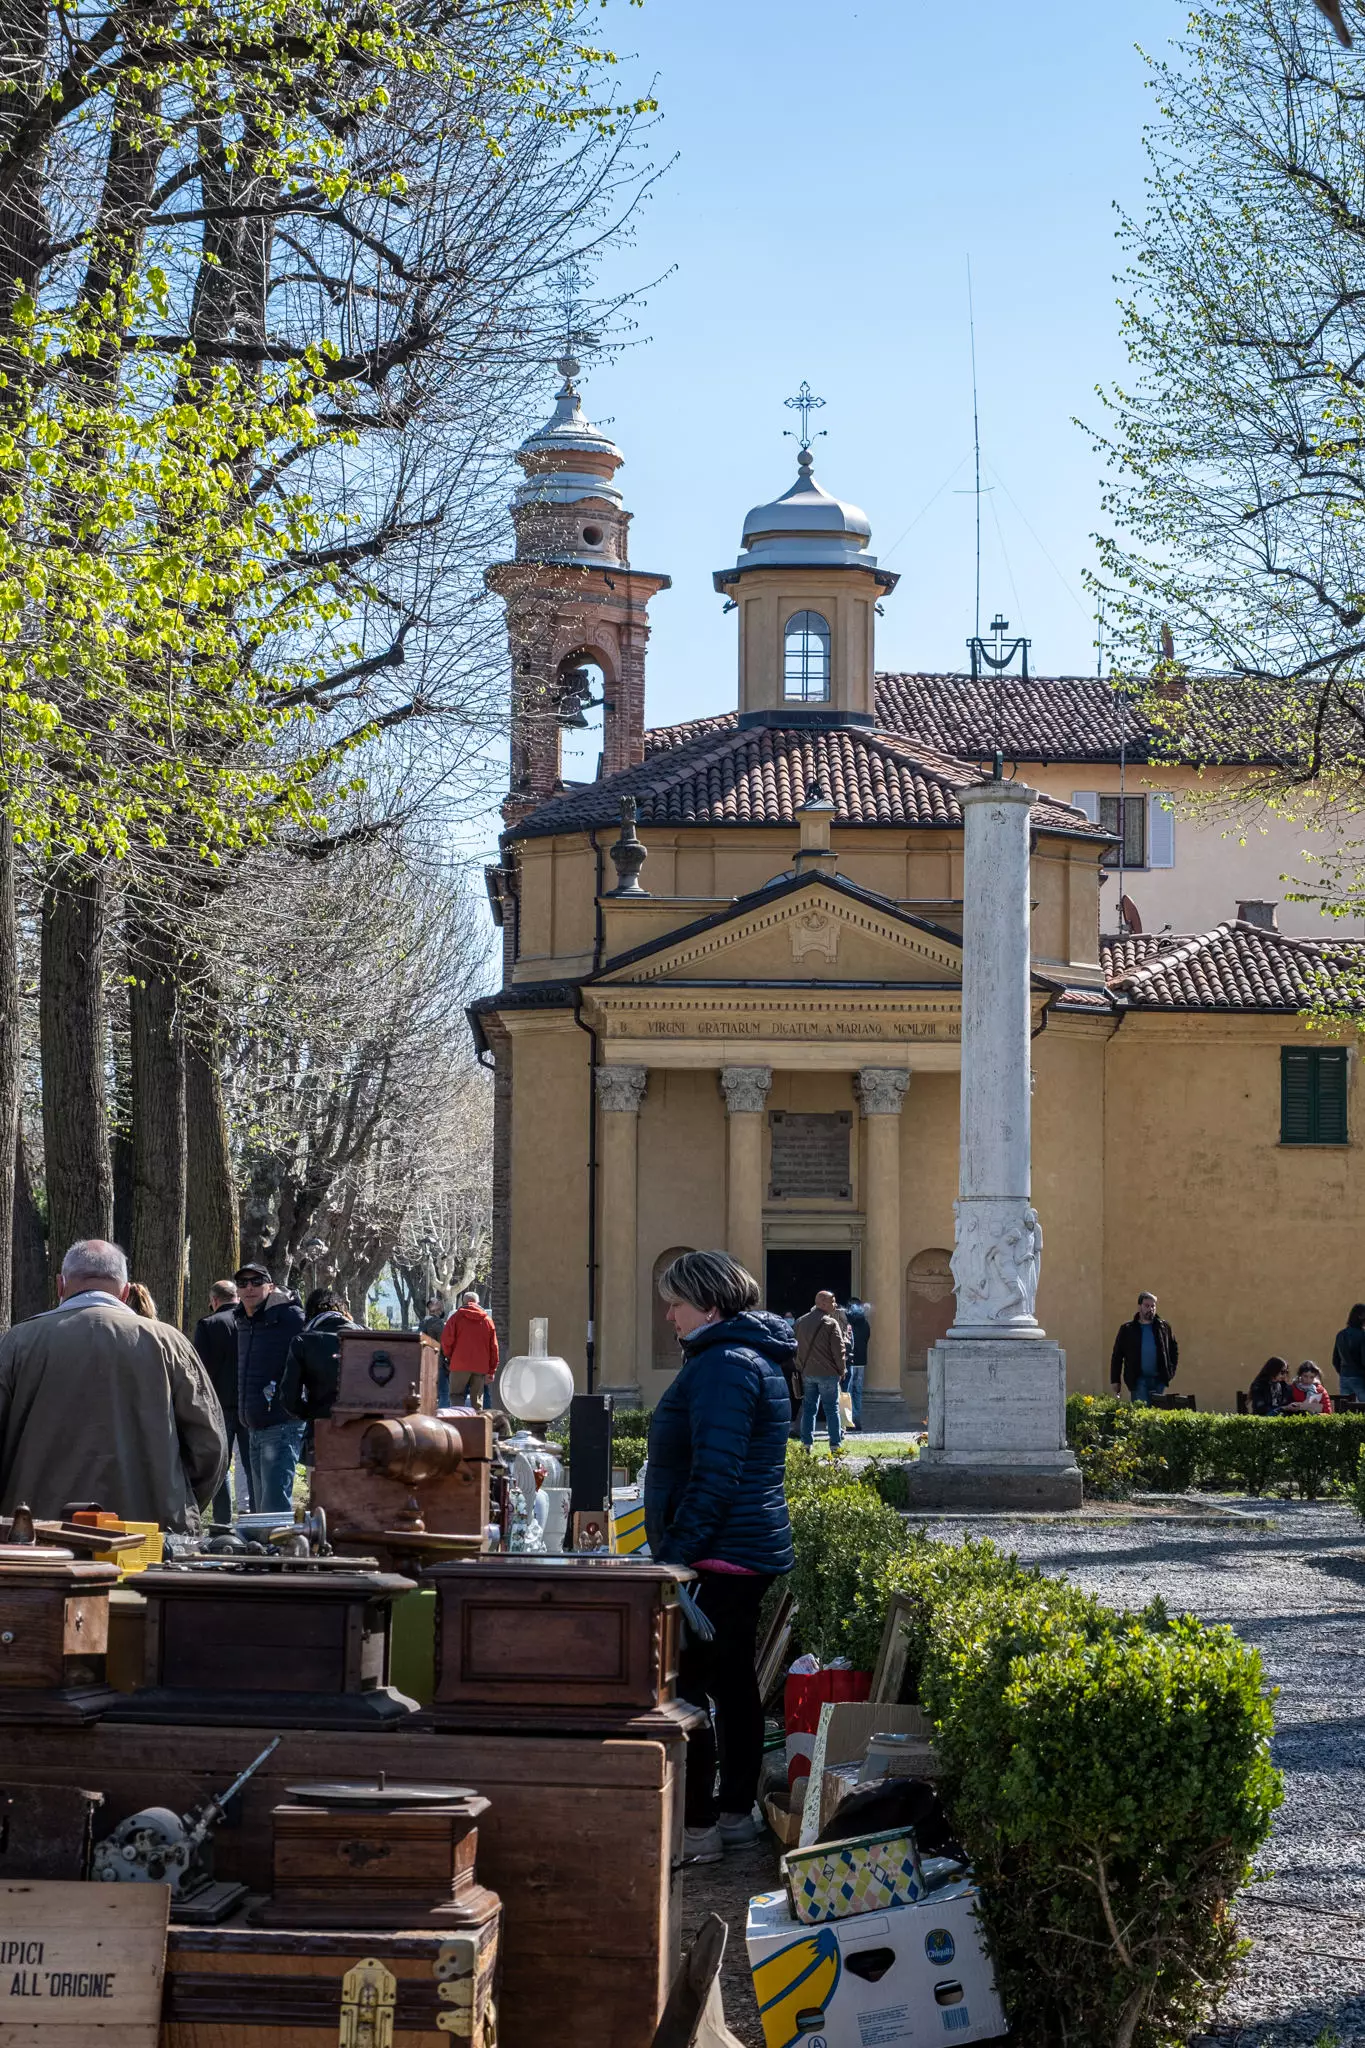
[769,1111,852,1201]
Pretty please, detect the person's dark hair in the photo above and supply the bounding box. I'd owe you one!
[304,1287,348,1321]
[1350,1304,1365,1330]
[657,1250,760,1322]
[1298,1359,1322,1379]
[1249,1356,1288,1390]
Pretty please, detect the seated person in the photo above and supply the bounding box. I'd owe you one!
[1286,1361,1333,1413]
[1247,1357,1292,1415]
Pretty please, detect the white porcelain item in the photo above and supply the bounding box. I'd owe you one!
[497,1317,575,1424]
[539,1487,571,1554]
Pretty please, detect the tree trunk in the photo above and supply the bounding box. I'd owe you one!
[128,911,186,1324]
[12,1125,48,1322]
[185,1016,238,1331]
[0,826,19,1328]
[110,1013,134,1252]
[40,866,113,1277]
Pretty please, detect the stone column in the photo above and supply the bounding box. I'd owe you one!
[855,1068,912,1432]
[908,778,1081,1507]
[596,1064,648,1405]
[720,1066,772,1285]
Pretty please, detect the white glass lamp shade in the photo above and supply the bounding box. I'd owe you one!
[498,1316,575,1424]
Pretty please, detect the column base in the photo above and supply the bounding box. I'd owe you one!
[857,1387,918,1434]
[909,1333,1082,1511]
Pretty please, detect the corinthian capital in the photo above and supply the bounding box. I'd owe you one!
[595,1064,648,1114]
[855,1067,910,1117]
[719,1065,773,1116]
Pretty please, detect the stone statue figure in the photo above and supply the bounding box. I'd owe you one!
[951,1199,1043,1326]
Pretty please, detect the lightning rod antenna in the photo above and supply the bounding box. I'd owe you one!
[968,257,982,644]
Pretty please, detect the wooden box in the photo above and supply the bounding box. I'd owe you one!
[164,1910,499,2048]
[424,1557,690,1734]
[0,1557,120,1720]
[3,1723,682,2048]
[311,1416,490,1559]
[335,1333,438,1416]
[104,1567,420,1728]
[262,1790,497,1928]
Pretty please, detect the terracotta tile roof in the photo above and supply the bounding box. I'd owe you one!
[643,675,1151,764]
[505,723,1104,841]
[1099,932,1181,980]
[1104,921,1365,1011]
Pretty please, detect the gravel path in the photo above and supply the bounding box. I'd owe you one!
[931,1498,1365,2046]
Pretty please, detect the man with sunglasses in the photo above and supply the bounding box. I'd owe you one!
[233,1263,306,1513]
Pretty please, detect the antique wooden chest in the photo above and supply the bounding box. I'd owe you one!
[0,1555,120,1720]
[163,1910,500,2048]
[104,1565,420,1727]
[423,1557,692,1733]
[262,1782,497,1929]
[334,1332,439,1416]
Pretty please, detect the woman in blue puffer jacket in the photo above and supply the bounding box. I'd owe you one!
[645,1249,794,1866]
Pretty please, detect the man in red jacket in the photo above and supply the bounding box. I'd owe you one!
[439,1291,499,1409]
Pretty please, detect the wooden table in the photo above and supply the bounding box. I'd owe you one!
[0,1721,684,2048]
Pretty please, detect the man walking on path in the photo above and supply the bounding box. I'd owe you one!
[1333,1305,1365,1404]
[234,1262,306,1511]
[440,1291,499,1409]
[0,1240,226,1528]
[794,1289,847,1450]
[844,1299,870,1431]
[1110,1291,1178,1405]
[193,1278,250,1521]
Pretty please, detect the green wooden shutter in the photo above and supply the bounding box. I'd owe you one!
[1316,1048,1349,1143]
[1281,1048,1316,1143]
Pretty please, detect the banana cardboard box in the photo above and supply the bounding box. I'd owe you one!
[745,1879,1006,2048]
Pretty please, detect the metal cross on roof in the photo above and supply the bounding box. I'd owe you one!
[783,381,826,452]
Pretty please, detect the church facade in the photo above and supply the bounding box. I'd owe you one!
[471,368,1365,1418]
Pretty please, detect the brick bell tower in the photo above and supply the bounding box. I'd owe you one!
[487,357,670,826]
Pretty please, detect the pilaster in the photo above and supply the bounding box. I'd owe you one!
[720,1066,772,1286]
[596,1063,648,1405]
[855,1067,913,1431]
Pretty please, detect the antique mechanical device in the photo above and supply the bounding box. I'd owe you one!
[0,1519,122,1722]
[261,1775,499,1930]
[309,1331,492,1565]
[91,1737,280,1922]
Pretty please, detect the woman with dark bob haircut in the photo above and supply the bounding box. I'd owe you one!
[645,1250,796,1865]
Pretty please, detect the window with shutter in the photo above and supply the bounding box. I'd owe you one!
[1147,793,1176,868]
[1071,791,1099,823]
[1281,1046,1349,1144]
[1098,794,1147,868]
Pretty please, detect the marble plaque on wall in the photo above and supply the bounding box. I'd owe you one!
[768,1110,852,1201]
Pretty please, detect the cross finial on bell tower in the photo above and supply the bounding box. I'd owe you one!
[784,380,827,457]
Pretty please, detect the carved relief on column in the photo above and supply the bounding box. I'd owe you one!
[854,1067,910,1117]
[719,1066,773,1116]
[596,1064,648,1114]
[949,1198,1042,1329]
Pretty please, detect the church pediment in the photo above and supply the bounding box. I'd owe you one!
[594,874,963,988]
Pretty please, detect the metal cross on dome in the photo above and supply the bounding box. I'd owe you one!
[783,381,826,453]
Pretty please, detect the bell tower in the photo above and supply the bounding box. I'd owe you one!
[488,359,670,823]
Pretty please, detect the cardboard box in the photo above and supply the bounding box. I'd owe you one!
[799,1703,938,1847]
[763,1788,804,1850]
[782,1827,926,1924]
[746,1881,1007,2048]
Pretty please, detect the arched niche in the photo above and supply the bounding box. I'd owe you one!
[555,648,616,781]
[906,1248,955,1371]
[652,1246,696,1375]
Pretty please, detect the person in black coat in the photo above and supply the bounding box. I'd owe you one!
[646,1249,794,1868]
[233,1262,306,1512]
[192,1278,251,1520]
[1110,1291,1178,1404]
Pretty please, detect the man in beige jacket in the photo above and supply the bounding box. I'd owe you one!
[0,1239,227,1531]
[793,1289,851,1452]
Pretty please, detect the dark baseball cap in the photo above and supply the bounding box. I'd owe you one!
[234,1262,271,1285]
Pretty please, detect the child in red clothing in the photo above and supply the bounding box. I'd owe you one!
[1286,1361,1332,1413]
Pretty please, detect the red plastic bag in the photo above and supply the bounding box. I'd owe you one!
[783,1667,871,1789]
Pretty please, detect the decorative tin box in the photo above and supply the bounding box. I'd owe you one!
[781,1826,926,1924]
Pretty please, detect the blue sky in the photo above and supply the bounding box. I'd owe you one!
[551,0,1182,781]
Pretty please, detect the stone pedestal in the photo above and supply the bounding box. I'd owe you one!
[907,776,1080,1506]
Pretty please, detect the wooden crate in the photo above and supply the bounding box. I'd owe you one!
[163,1911,499,2048]
[1,1723,683,2048]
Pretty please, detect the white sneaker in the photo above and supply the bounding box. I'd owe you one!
[718,1809,761,1846]
[682,1824,723,1864]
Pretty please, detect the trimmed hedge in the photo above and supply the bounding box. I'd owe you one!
[788,1481,1283,2048]
[1067,1394,1365,1499]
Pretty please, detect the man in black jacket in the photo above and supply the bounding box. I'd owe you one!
[193,1278,249,1520]
[234,1263,306,1512]
[1110,1292,1178,1404]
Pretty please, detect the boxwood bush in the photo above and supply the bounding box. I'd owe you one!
[1066,1394,1365,1499]
[795,1509,1283,2048]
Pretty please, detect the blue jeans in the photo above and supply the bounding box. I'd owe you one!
[847,1364,864,1429]
[1340,1374,1365,1405]
[249,1420,306,1514]
[801,1375,844,1450]
[1131,1374,1166,1407]
[212,1419,254,1524]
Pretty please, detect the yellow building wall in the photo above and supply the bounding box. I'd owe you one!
[1102,1016,1362,1409]
[633,1067,728,1407]
[1033,1020,1108,1391]
[504,1016,591,1380]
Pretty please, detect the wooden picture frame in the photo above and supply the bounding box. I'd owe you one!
[754,1588,795,1709]
[870,1590,918,1705]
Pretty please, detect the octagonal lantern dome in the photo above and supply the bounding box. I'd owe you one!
[513,354,624,511]
[732,448,878,573]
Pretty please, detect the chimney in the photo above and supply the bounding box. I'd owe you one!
[1237,899,1278,929]
[794,782,838,875]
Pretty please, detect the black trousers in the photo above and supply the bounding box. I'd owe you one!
[677,1570,774,1828]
